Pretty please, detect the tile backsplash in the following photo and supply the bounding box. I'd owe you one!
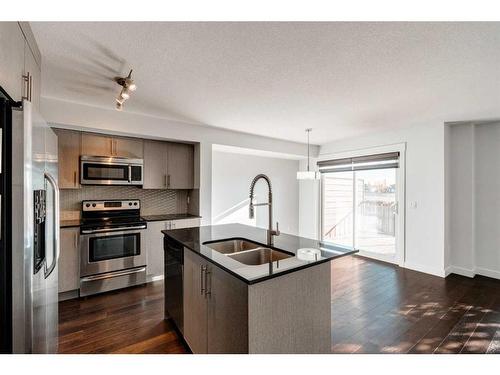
[60,186,188,220]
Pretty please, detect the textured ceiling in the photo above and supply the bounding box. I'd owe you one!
[32,22,500,144]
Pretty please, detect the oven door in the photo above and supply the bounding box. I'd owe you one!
[80,229,146,277]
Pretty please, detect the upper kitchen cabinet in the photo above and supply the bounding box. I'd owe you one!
[24,37,41,111]
[114,136,144,158]
[53,128,81,189]
[167,142,194,189]
[0,22,25,101]
[143,141,194,189]
[143,140,168,189]
[0,22,41,110]
[81,132,143,158]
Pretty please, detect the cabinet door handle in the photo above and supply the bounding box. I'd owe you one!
[205,268,211,297]
[29,74,32,102]
[200,265,206,295]
[22,73,30,101]
[73,171,77,186]
[164,174,167,188]
[167,174,171,188]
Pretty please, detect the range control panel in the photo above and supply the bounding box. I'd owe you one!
[82,199,140,211]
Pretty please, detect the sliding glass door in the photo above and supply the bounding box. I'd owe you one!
[320,152,402,264]
[321,171,355,249]
[354,168,397,261]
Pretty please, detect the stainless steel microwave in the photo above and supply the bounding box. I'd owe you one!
[80,155,143,186]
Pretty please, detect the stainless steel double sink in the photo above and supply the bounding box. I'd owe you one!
[203,239,294,266]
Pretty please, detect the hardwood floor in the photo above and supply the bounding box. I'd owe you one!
[331,256,500,354]
[58,282,188,354]
[58,256,500,354]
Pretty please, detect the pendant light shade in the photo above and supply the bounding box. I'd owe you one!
[297,128,320,180]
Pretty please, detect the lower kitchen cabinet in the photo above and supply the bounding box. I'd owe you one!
[145,221,166,278]
[183,249,248,354]
[59,227,80,293]
[146,218,201,279]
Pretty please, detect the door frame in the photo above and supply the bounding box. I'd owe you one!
[317,142,406,267]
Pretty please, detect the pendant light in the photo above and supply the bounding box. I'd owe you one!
[297,128,320,180]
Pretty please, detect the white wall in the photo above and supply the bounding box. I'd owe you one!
[212,150,300,235]
[445,121,500,280]
[307,122,446,277]
[447,123,475,276]
[474,123,500,278]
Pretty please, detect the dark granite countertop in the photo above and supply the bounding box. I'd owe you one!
[162,223,357,285]
[60,214,201,228]
[141,213,201,222]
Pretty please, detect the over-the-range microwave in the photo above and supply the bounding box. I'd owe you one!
[80,155,143,186]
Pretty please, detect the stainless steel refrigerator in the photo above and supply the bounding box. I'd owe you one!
[0,90,59,354]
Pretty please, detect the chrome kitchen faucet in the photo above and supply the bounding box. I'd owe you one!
[248,174,280,245]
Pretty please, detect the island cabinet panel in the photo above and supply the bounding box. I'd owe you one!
[59,228,80,293]
[166,142,194,189]
[183,249,248,354]
[143,140,168,189]
[53,128,81,189]
[183,249,208,353]
[247,262,332,354]
[207,264,248,353]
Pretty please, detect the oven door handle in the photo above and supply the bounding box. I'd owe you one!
[81,225,147,234]
[80,267,146,282]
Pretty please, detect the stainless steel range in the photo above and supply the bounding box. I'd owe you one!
[79,199,147,297]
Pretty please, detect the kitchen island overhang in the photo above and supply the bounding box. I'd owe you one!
[163,223,357,354]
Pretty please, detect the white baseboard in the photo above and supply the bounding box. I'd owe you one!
[475,267,500,280]
[147,274,164,283]
[402,261,446,278]
[444,265,500,280]
[446,266,476,278]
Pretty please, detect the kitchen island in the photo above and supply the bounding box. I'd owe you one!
[163,223,357,354]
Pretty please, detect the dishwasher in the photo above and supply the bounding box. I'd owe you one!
[164,236,184,333]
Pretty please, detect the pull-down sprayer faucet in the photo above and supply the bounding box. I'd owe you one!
[249,174,280,245]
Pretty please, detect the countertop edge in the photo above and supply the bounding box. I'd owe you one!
[60,214,202,228]
[163,230,358,285]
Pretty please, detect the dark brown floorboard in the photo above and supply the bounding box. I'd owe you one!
[58,255,500,354]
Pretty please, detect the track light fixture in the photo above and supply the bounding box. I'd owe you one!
[114,69,136,110]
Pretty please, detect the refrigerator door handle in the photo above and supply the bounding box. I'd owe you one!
[44,171,60,279]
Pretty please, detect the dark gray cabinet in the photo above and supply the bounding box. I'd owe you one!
[183,249,248,354]
[143,140,194,189]
[143,140,168,189]
[167,142,194,189]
